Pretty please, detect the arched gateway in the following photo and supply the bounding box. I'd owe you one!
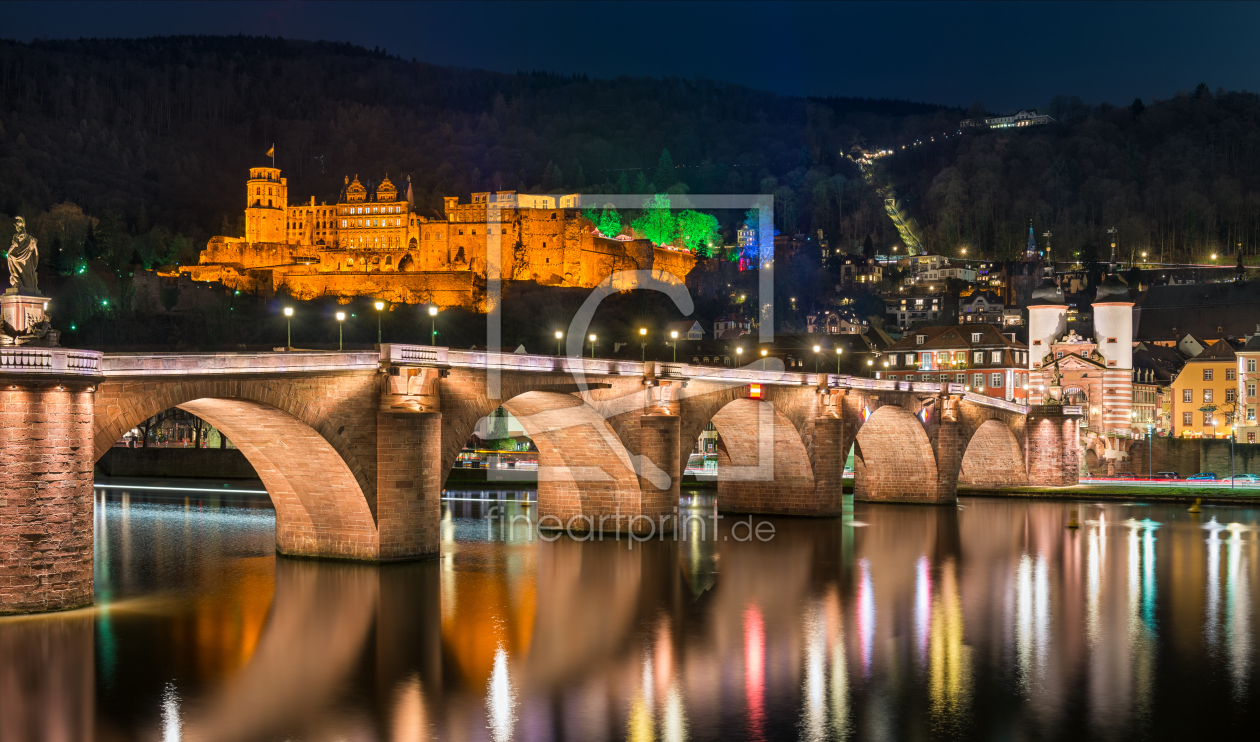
[0,345,1080,613]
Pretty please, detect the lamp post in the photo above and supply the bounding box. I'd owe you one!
[589,334,597,358]
[639,327,647,362]
[736,347,743,366]
[760,348,768,371]
[335,311,346,351]
[669,330,678,362]
[836,347,843,374]
[813,344,821,372]
[555,331,564,357]
[283,306,293,350]
[867,359,874,377]
[374,300,385,344]
[428,306,438,345]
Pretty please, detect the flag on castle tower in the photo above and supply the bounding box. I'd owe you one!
[266,144,274,158]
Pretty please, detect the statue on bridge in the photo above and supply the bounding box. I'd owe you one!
[0,216,56,346]
[7,216,38,293]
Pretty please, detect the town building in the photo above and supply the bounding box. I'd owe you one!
[664,320,706,341]
[958,291,1004,324]
[834,255,883,288]
[1237,335,1260,442]
[712,312,752,340]
[185,166,697,310]
[806,309,869,335]
[1169,340,1239,438]
[878,324,1030,402]
[887,293,945,329]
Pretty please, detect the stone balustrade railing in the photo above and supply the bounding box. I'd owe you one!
[0,347,103,376]
[99,351,379,376]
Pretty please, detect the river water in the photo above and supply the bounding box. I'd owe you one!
[2,484,1259,741]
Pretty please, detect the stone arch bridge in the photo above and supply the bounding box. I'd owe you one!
[0,344,1080,613]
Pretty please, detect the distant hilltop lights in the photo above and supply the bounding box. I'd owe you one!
[960,109,1055,130]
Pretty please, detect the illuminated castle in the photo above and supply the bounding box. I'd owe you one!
[183,167,696,309]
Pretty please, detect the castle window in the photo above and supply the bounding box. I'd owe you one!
[502,228,508,235]
[459,230,464,235]
[342,220,346,228]
[425,232,429,239]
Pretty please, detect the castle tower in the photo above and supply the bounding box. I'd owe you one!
[245,166,287,243]
[1027,277,1067,370]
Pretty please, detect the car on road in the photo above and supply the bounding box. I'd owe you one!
[1153,471,1179,480]
[1108,472,1139,479]
[1224,474,1260,484]
[1187,473,1220,481]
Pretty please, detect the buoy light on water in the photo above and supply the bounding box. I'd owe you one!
[1189,498,1203,513]
[1067,510,1080,529]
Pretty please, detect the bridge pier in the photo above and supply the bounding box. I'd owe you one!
[376,410,443,559]
[1027,406,1081,487]
[0,376,98,614]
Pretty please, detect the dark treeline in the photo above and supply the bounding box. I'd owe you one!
[0,34,961,260]
[884,86,1260,263]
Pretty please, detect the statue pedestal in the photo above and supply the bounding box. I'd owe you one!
[1,290,55,346]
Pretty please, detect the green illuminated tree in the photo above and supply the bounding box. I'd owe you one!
[632,194,675,245]
[676,209,719,256]
[598,206,622,237]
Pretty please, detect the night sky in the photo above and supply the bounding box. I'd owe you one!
[6,1,1258,112]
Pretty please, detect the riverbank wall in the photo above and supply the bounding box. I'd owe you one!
[96,447,259,479]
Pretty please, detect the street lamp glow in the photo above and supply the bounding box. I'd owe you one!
[589,334,597,358]
[638,328,647,361]
[283,306,294,349]
[428,306,438,317]
[335,311,346,351]
[373,301,385,344]
[669,331,678,362]
[374,301,384,311]
[554,330,564,356]
[284,307,294,317]
[427,305,438,345]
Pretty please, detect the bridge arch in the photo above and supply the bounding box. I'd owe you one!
[94,375,383,559]
[852,404,940,503]
[709,397,821,515]
[958,418,1028,487]
[437,370,650,530]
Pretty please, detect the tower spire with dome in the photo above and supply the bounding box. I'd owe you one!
[1025,220,1038,261]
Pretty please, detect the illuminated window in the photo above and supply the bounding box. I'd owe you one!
[1183,389,1192,403]
[1250,359,1257,373]
[1249,383,1256,397]
[1204,369,1214,381]
[1183,412,1193,426]
[972,373,984,387]
[1204,389,1213,403]
[1250,408,1256,422]
[990,373,1003,387]
[1227,389,1236,403]
[1204,412,1213,426]
[1227,369,1236,380]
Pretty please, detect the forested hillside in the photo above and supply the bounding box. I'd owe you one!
[882,87,1260,263]
[0,34,962,273]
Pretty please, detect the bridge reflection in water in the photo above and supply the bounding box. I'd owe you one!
[3,489,1260,739]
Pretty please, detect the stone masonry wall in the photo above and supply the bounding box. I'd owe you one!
[0,380,96,613]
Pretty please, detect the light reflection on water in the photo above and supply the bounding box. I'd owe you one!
[2,489,1260,739]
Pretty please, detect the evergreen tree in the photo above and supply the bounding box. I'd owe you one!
[633,172,649,193]
[617,172,630,194]
[653,149,676,190]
